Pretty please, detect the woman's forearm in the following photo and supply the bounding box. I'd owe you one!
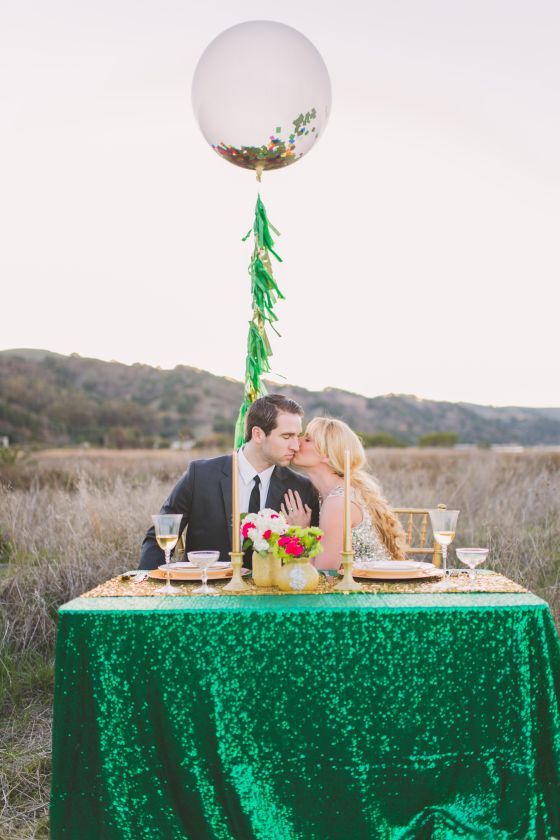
[313,547,343,570]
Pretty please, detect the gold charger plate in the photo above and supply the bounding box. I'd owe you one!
[350,563,444,581]
[148,567,249,581]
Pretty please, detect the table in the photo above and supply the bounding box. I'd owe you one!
[50,593,560,839]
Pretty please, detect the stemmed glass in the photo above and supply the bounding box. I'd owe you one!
[152,514,183,593]
[456,548,489,583]
[428,508,460,577]
[188,551,220,595]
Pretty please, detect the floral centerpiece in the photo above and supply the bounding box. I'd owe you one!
[271,526,324,592]
[241,509,287,587]
[241,508,287,554]
[272,526,323,563]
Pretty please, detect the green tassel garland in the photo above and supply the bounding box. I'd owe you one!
[234,195,284,448]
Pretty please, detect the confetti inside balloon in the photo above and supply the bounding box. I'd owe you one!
[192,21,331,180]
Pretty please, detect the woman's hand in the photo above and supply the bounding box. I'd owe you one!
[281,489,312,527]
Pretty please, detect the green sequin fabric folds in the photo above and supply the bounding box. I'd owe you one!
[51,594,560,839]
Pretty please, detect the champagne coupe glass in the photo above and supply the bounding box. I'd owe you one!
[456,548,489,583]
[152,514,183,593]
[428,508,460,577]
[188,551,220,595]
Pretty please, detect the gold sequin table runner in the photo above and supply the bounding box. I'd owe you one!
[83,570,527,598]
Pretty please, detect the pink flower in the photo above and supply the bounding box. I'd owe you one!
[263,529,272,540]
[271,514,279,519]
[242,522,256,539]
[285,538,304,556]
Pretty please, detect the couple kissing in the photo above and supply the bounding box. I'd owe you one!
[139,394,405,571]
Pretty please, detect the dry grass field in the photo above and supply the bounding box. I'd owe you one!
[1,447,559,837]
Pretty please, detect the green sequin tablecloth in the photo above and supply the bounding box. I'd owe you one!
[50,593,560,840]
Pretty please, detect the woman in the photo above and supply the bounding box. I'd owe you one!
[282,417,407,569]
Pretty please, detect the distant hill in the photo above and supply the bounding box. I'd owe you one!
[1,349,559,447]
[0,348,66,361]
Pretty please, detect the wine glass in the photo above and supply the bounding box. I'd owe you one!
[152,514,183,593]
[428,508,460,577]
[456,548,489,583]
[188,551,220,595]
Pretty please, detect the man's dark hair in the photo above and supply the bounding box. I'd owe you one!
[245,394,304,442]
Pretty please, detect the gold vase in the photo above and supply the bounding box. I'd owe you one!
[277,558,320,593]
[252,551,281,588]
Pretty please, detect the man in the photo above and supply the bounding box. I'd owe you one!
[139,394,319,570]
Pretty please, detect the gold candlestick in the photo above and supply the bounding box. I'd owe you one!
[334,550,362,591]
[223,451,249,591]
[231,450,240,554]
[343,449,351,553]
[335,448,362,591]
[223,551,250,591]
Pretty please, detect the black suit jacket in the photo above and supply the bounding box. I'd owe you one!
[139,454,320,570]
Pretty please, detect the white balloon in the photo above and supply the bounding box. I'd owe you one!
[192,21,331,177]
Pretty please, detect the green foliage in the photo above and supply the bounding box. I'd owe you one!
[1,351,560,448]
[193,433,232,449]
[0,648,53,838]
[417,432,459,448]
[105,426,152,449]
[0,445,29,466]
[177,426,195,441]
[359,432,407,448]
[213,415,236,434]
[0,526,15,562]
[0,648,54,714]
[271,526,324,562]
[176,395,196,415]
[0,354,214,447]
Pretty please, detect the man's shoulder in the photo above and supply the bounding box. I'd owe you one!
[188,454,230,475]
[275,465,315,489]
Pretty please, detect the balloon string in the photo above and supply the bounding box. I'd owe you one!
[255,163,264,182]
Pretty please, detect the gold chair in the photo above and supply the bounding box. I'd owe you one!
[394,504,446,567]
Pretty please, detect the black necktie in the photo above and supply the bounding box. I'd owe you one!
[244,475,261,568]
[248,474,261,513]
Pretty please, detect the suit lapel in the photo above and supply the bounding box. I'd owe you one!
[220,456,233,550]
[265,467,289,514]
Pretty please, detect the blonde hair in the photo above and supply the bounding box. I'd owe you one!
[306,417,407,561]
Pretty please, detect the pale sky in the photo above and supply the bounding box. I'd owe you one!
[1,0,559,406]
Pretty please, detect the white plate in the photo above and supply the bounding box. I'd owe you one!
[350,561,443,580]
[158,561,231,572]
[149,566,247,582]
[354,560,426,571]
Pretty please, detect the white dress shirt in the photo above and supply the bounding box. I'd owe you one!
[237,447,275,513]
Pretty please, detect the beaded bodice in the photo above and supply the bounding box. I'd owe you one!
[323,486,393,563]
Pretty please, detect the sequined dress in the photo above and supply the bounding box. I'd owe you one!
[324,486,393,563]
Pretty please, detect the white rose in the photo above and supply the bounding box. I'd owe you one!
[253,537,269,553]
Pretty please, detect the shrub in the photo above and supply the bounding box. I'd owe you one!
[417,432,459,448]
[360,432,407,448]
[0,446,29,467]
